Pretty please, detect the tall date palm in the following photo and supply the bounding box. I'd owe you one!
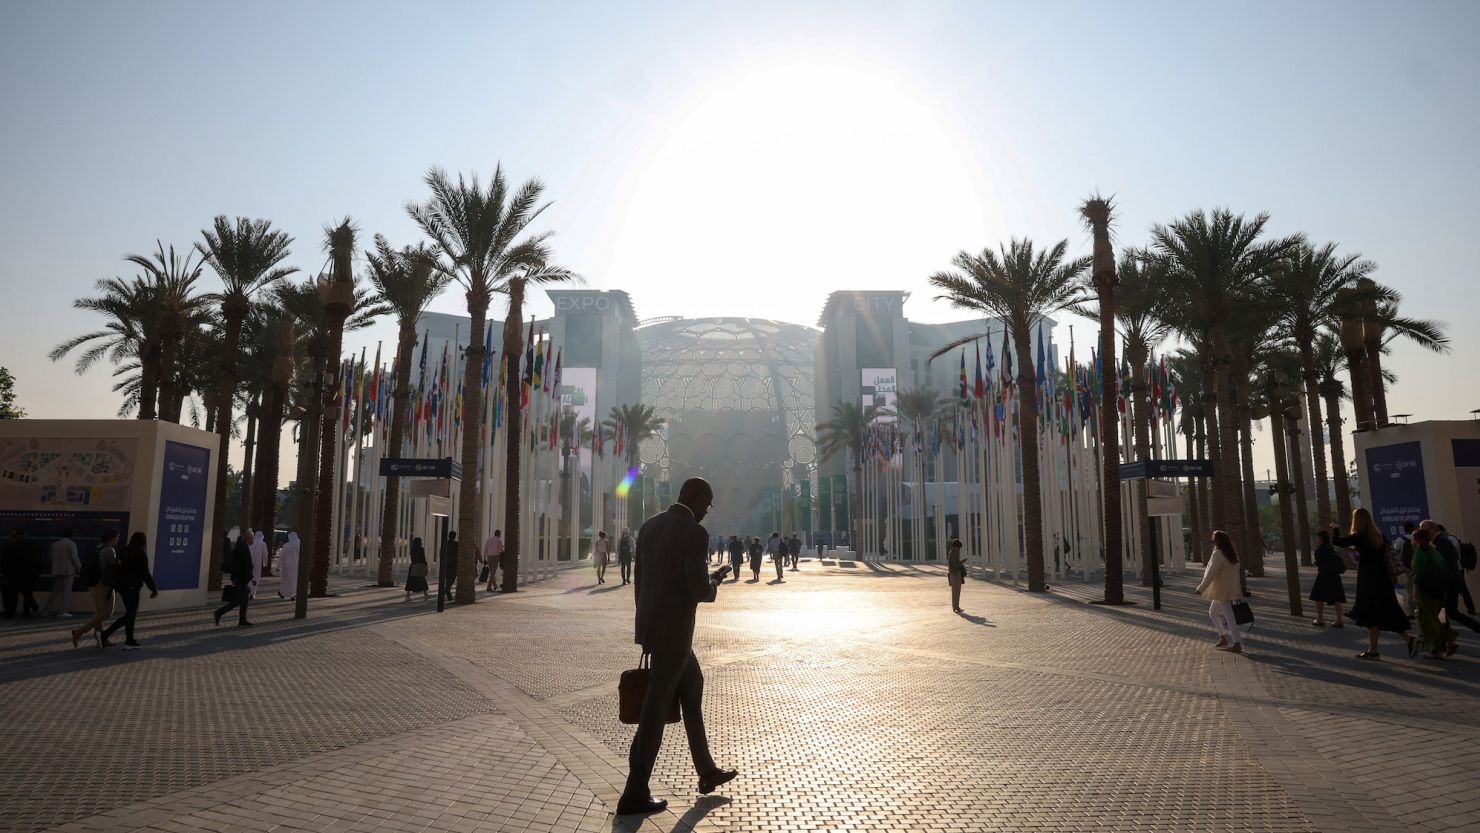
[1080,195,1127,604]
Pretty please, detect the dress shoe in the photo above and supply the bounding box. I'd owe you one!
[615,796,667,815]
[698,768,738,794]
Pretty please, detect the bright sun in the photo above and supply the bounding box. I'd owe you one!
[607,58,996,321]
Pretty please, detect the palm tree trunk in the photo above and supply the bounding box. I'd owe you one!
[240,393,257,533]
[1286,411,1313,568]
[378,325,417,586]
[1297,341,1332,531]
[1127,345,1153,587]
[1324,389,1353,525]
[1210,329,1246,568]
[1197,411,1214,542]
[500,294,526,592]
[1098,311,1123,604]
[1366,340,1388,427]
[851,457,862,555]
[294,353,324,614]
[1266,386,1303,616]
[1014,331,1047,592]
[207,310,245,593]
[1341,335,1374,432]
[311,317,350,599]
[253,387,284,552]
[1185,423,1204,563]
[158,336,181,423]
[138,340,160,420]
[1237,393,1264,576]
[456,297,488,604]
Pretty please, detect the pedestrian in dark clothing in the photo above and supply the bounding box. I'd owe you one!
[1410,528,1457,658]
[1334,509,1416,660]
[1309,530,1347,627]
[71,529,118,648]
[214,534,255,627]
[1423,521,1480,634]
[618,529,634,585]
[727,535,744,582]
[101,532,157,650]
[747,537,763,581]
[2,530,40,619]
[617,477,736,816]
[405,538,429,600]
[767,532,785,582]
[788,534,801,570]
[439,532,458,602]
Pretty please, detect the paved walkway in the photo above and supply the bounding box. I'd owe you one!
[2,558,1477,833]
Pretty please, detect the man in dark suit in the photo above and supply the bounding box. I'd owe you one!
[618,477,738,816]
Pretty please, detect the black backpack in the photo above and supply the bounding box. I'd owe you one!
[80,547,103,587]
[1462,542,1478,572]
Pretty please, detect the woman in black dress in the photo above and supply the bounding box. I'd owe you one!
[1309,530,1347,628]
[404,537,429,601]
[1333,509,1415,660]
[748,537,764,582]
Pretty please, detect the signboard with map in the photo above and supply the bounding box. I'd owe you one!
[0,437,137,511]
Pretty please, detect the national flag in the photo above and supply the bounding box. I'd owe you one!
[551,347,562,398]
[973,342,985,401]
[1000,329,1014,397]
[532,331,545,391]
[520,318,534,411]
[958,349,969,406]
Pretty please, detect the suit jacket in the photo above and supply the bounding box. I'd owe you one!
[633,504,716,654]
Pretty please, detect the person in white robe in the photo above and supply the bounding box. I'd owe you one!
[249,530,269,599]
[277,531,300,600]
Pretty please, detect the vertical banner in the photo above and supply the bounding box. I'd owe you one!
[560,367,598,475]
[1364,441,1429,539]
[833,473,849,532]
[1452,439,1480,538]
[154,441,211,590]
[818,475,832,533]
[861,368,898,421]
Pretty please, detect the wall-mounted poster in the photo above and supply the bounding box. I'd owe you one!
[861,368,897,422]
[154,441,210,591]
[1365,441,1429,539]
[561,367,598,473]
[1452,439,1480,538]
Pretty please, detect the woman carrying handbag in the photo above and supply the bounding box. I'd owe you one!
[1196,530,1246,654]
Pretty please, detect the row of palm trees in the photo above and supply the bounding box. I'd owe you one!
[819,201,1446,607]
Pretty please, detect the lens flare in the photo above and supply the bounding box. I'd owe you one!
[615,466,641,498]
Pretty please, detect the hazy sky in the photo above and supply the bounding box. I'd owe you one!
[2,0,1477,480]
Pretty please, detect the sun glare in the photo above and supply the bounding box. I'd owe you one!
[608,58,994,320]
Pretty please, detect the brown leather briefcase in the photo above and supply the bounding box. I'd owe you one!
[619,653,681,725]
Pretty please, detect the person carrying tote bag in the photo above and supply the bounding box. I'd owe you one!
[1196,530,1246,654]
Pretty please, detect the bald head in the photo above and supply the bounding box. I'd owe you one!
[677,477,714,522]
[1419,519,1437,532]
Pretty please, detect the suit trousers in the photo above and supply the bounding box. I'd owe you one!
[45,576,73,615]
[623,649,716,800]
[215,587,251,624]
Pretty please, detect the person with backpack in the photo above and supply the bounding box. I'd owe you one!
[1309,529,1347,628]
[100,532,157,650]
[618,529,634,585]
[70,529,118,648]
[1410,528,1456,658]
[1437,524,1477,617]
[213,533,255,627]
[1424,521,1480,634]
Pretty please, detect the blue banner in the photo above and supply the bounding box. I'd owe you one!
[154,441,210,590]
[1365,441,1429,539]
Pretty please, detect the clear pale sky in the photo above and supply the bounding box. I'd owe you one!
[2,0,1477,482]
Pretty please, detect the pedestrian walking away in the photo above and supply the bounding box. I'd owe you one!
[248,530,269,599]
[1335,509,1417,660]
[70,529,118,649]
[1,529,40,619]
[727,535,744,582]
[618,529,634,585]
[593,530,610,584]
[1410,528,1457,658]
[1196,530,1245,654]
[43,528,81,617]
[947,538,966,612]
[483,530,504,592]
[1309,530,1347,627]
[440,531,458,602]
[748,537,763,581]
[214,533,255,627]
[100,532,157,650]
[277,531,301,600]
[767,532,784,582]
[788,532,801,570]
[405,537,430,601]
[617,477,737,816]
[1428,521,1480,634]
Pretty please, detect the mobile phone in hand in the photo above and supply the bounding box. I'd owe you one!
[710,564,731,583]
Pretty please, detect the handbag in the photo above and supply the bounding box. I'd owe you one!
[408,562,428,579]
[1232,600,1254,627]
[618,653,681,725]
[221,584,239,603]
[478,562,491,583]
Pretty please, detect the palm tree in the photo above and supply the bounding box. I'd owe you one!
[1078,195,1130,603]
[1150,210,1301,565]
[51,275,157,416]
[1313,333,1353,523]
[1272,242,1374,533]
[892,387,948,559]
[198,216,296,592]
[1168,350,1208,557]
[815,400,877,554]
[605,403,665,469]
[1359,292,1449,427]
[558,407,593,554]
[125,242,211,423]
[927,238,1090,592]
[1227,297,1284,575]
[310,219,366,601]
[1253,350,1305,615]
[365,236,449,586]
[408,166,575,599]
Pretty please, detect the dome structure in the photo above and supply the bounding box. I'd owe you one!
[635,317,818,532]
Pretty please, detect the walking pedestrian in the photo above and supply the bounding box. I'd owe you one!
[767,532,784,582]
[1410,528,1457,658]
[100,532,157,650]
[277,531,300,600]
[70,529,117,648]
[43,528,80,617]
[947,538,966,612]
[214,533,255,627]
[788,533,801,570]
[748,537,763,581]
[1,529,40,619]
[1335,509,1417,660]
[617,477,736,815]
[594,530,610,584]
[1309,530,1347,627]
[1396,522,1418,616]
[1423,520,1480,634]
[1196,530,1245,654]
[727,535,743,582]
[440,531,458,603]
[483,529,504,592]
[618,529,634,585]
[405,537,429,601]
[248,530,269,599]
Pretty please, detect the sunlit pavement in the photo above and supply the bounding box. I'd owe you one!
[2,559,1477,833]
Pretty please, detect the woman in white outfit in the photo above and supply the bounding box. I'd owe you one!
[592,531,610,585]
[277,531,300,600]
[1196,529,1245,653]
[249,531,269,599]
